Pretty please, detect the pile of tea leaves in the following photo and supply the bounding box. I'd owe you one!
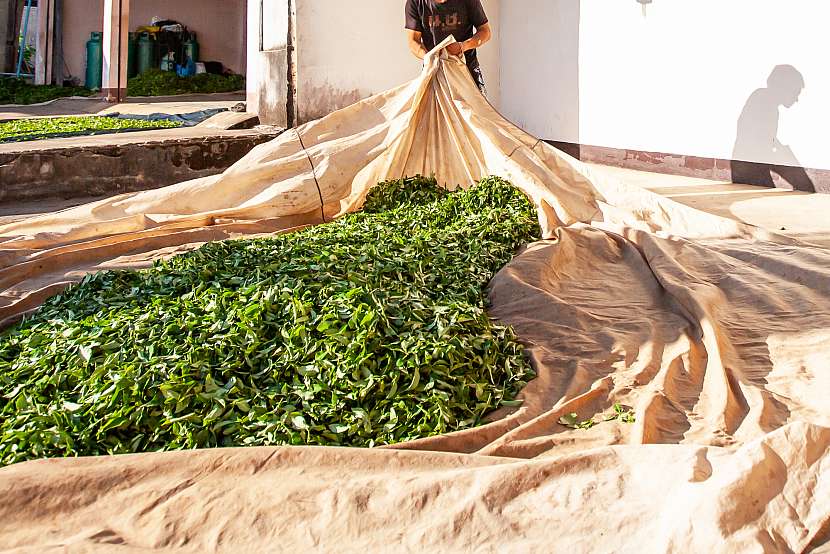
[0,77,91,105]
[127,69,245,97]
[0,176,540,466]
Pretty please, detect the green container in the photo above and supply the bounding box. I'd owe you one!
[85,32,103,90]
[127,32,138,78]
[136,32,156,75]
[183,34,199,63]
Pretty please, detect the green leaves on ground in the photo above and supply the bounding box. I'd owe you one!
[558,404,637,430]
[127,69,245,97]
[0,176,540,465]
[0,115,183,143]
[0,78,91,105]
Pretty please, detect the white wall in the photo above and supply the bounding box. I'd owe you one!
[499,0,830,170]
[294,0,500,122]
[247,0,289,127]
[499,0,579,143]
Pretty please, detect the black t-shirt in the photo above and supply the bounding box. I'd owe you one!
[405,0,488,73]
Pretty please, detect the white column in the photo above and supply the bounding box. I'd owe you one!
[102,0,129,102]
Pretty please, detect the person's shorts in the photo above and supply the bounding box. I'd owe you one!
[469,66,487,96]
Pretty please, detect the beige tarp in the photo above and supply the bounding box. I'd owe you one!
[1,39,828,552]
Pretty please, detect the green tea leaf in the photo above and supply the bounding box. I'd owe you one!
[0,176,540,465]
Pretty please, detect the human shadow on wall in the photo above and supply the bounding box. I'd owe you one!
[731,65,815,193]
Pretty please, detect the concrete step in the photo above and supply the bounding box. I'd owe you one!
[197,111,260,130]
[0,127,284,205]
[588,164,830,247]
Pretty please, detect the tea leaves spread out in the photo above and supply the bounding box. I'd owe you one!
[127,70,245,97]
[0,115,182,143]
[0,176,540,465]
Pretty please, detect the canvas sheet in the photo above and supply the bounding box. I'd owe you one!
[0,39,828,553]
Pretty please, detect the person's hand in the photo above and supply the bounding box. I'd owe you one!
[445,42,464,56]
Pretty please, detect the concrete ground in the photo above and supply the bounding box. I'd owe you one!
[0,125,280,207]
[3,164,829,248]
[0,92,246,122]
[588,164,830,247]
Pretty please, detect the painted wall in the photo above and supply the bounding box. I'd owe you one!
[61,0,99,83]
[63,0,246,84]
[246,0,289,127]
[293,0,501,122]
[499,0,579,145]
[499,0,830,171]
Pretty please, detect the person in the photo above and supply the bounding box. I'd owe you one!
[405,0,492,94]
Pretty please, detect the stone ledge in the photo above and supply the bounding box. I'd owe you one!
[0,129,283,204]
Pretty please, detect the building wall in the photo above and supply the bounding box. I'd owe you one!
[500,0,830,173]
[292,0,501,123]
[63,0,246,85]
[246,0,289,127]
[499,0,579,145]
[249,0,501,126]
[61,0,98,83]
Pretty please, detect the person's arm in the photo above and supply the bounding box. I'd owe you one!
[446,0,491,57]
[445,23,491,56]
[405,0,427,60]
[406,29,428,60]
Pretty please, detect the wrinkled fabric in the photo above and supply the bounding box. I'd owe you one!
[1,423,828,553]
[0,38,828,553]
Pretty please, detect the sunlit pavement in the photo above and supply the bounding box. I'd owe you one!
[589,164,830,247]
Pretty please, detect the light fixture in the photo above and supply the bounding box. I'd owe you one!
[637,0,653,17]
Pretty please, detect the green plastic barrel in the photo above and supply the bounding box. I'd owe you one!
[136,32,156,75]
[85,32,103,90]
[127,32,138,78]
[183,34,199,63]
